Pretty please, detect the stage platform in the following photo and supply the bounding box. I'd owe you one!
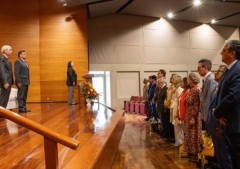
[0,103,125,169]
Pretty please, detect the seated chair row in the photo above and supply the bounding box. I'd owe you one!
[125,96,145,114]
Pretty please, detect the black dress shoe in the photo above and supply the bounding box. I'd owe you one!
[25,109,31,112]
[19,109,26,112]
[144,118,150,121]
[161,134,168,138]
[70,103,77,105]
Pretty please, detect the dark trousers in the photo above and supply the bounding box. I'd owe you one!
[167,109,174,139]
[17,85,28,110]
[152,104,158,120]
[160,111,168,135]
[202,119,208,130]
[144,101,151,118]
[223,127,240,169]
[0,86,11,108]
[164,109,170,136]
[148,100,152,118]
[212,136,232,169]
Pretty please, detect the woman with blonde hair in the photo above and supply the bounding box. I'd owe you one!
[170,75,184,146]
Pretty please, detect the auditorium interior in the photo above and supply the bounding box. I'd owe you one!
[0,0,240,168]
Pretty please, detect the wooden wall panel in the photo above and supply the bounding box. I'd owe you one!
[40,0,88,102]
[0,0,88,102]
[0,0,41,102]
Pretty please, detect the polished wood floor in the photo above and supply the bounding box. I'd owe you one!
[112,114,199,169]
[0,103,114,169]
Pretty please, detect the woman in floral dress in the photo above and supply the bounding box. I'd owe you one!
[183,72,202,163]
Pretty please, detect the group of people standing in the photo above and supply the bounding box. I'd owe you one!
[142,40,240,169]
[0,45,78,115]
[0,45,30,113]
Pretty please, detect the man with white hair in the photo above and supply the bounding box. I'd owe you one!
[155,78,168,136]
[0,45,13,110]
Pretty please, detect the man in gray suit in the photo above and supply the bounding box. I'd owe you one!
[0,45,14,110]
[198,59,217,130]
[14,50,31,112]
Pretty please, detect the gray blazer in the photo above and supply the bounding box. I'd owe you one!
[14,58,30,86]
[200,73,217,120]
[0,54,13,87]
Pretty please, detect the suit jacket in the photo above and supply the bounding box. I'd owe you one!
[142,83,148,101]
[153,86,160,101]
[208,88,220,136]
[155,85,168,115]
[200,73,218,120]
[0,54,13,87]
[14,58,30,86]
[146,82,152,99]
[148,81,157,101]
[214,60,240,133]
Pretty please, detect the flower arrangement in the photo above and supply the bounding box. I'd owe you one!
[80,81,99,100]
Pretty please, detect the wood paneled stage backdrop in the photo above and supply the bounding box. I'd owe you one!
[0,0,88,102]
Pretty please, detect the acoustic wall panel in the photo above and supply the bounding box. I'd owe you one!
[117,72,140,98]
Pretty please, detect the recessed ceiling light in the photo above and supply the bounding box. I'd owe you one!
[194,0,201,6]
[211,20,217,24]
[168,13,173,18]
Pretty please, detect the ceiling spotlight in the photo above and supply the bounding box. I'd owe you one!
[211,20,217,24]
[168,13,173,18]
[63,2,67,6]
[194,0,201,6]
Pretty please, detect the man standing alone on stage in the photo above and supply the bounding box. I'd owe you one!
[0,45,13,110]
[14,50,31,112]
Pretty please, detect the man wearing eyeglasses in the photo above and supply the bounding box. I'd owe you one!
[197,59,217,130]
[207,65,232,169]
[0,45,13,110]
[213,40,240,169]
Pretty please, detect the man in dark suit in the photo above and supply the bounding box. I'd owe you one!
[213,40,240,169]
[208,65,232,169]
[198,59,218,130]
[0,45,13,109]
[155,78,168,137]
[144,76,152,121]
[148,75,157,120]
[14,50,31,112]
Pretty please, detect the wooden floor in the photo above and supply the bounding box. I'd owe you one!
[111,114,199,169]
[0,103,114,169]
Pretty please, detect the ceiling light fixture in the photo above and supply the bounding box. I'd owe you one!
[168,13,173,18]
[194,0,201,6]
[211,20,217,24]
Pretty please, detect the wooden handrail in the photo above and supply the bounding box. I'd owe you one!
[0,107,80,169]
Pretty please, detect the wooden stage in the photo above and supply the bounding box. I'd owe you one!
[0,103,124,169]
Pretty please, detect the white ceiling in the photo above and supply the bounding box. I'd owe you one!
[67,0,240,27]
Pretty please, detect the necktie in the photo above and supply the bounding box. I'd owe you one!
[212,86,218,97]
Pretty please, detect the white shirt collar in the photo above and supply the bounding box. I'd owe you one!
[161,84,166,89]
[20,58,25,62]
[3,54,8,58]
[203,72,211,81]
[227,60,237,70]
